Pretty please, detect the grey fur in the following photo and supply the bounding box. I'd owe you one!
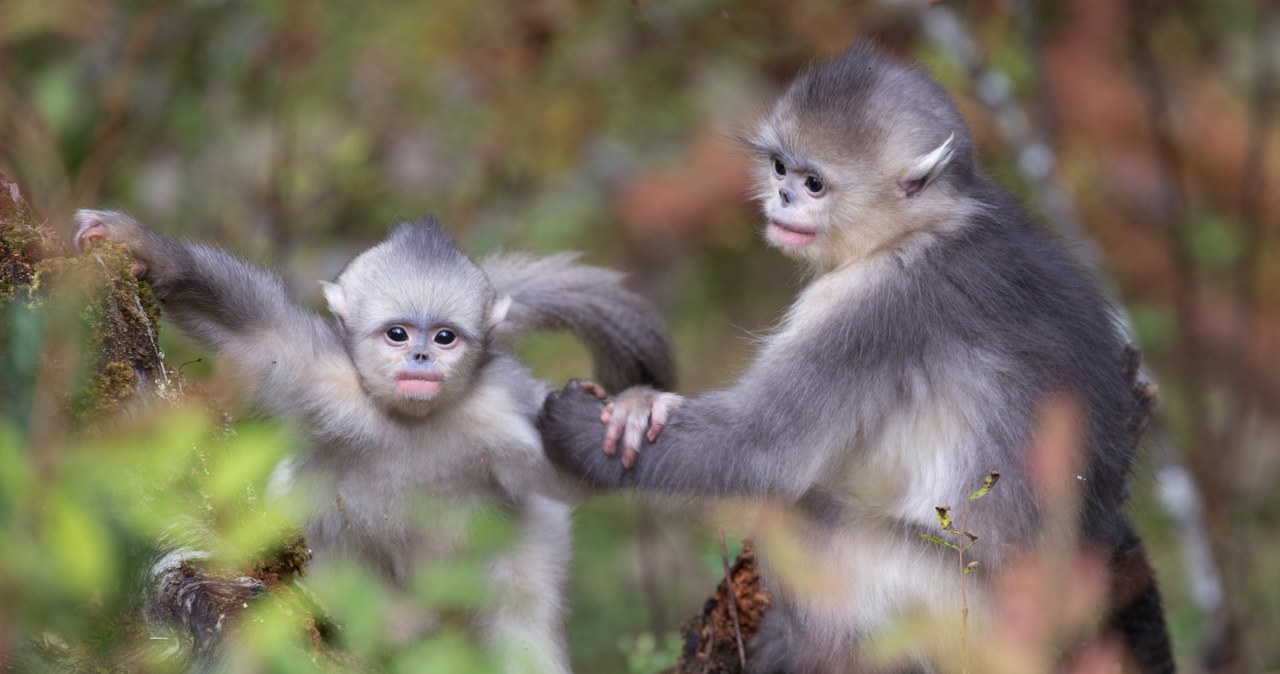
[540,44,1171,673]
[74,210,674,672]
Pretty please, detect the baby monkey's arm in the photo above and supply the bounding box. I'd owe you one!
[75,210,342,399]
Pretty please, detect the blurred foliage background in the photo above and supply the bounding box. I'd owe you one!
[2,0,1278,672]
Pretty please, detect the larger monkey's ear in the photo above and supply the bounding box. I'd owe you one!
[899,132,956,198]
[321,281,350,323]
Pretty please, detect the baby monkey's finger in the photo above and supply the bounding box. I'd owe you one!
[622,413,647,469]
[603,416,625,457]
[646,393,682,442]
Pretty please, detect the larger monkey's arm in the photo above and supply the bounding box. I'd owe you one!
[74,210,342,398]
[537,341,861,500]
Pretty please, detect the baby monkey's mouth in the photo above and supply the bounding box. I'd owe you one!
[396,371,444,397]
[767,219,819,248]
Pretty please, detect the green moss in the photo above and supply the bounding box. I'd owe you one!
[249,527,313,587]
[42,241,168,423]
[77,361,140,419]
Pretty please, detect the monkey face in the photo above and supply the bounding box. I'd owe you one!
[761,153,831,252]
[748,132,860,270]
[749,111,965,271]
[350,316,483,417]
[747,105,865,269]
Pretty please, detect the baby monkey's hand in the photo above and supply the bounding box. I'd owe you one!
[73,209,152,277]
[600,385,683,470]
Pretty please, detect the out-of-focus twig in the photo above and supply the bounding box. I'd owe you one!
[916,4,1231,668]
[718,528,746,669]
[1222,2,1279,462]
[919,5,1093,270]
[73,6,161,205]
[1126,3,1242,671]
[635,505,669,635]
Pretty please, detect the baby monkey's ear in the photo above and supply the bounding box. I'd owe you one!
[321,281,350,324]
[899,132,956,198]
[487,294,512,330]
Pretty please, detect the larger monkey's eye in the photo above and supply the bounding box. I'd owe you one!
[386,326,409,343]
[804,175,825,195]
[773,159,787,176]
[433,329,457,346]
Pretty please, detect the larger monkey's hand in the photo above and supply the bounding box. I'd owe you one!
[539,382,634,489]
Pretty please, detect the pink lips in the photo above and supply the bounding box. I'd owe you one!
[767,219,818,248]
[396,372,443,397]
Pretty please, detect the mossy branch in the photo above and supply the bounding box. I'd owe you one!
[2,173,324,666]
[2,172,167,419]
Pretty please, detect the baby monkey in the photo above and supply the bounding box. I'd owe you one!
[75,211,673,673]
[539,44,1173,673]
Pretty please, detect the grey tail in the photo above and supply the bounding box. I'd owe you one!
[481,252,676,392]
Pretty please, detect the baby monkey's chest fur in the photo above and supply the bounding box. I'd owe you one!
[284,356,549,573]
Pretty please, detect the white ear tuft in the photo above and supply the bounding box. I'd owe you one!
[900,132,956,198]
[321,281,349,322]
[488,294,512,329]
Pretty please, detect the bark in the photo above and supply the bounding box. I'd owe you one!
[674,542,771,674]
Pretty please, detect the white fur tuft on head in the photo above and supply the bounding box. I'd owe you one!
[900,132,956,198]
[321,281,349,322]
[488,294,513,329]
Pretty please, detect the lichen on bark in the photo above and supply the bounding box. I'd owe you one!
[1,173,168,419]
[675,541,771,674]
[69,239,169,419]
[0,174,44,300]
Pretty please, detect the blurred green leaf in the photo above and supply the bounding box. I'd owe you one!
[309,562,391,661]
[392,631,495,674]
[47,493,117,597]
[206,422,291,511]
[1187,209,1244,272]
[1128,303,1175,354]
[32,65,78,138]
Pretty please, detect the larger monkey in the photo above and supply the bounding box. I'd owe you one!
[539,44,1173,673]
[75,211,673,673]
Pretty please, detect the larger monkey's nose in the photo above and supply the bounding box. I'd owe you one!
[779,188,796,206]
[412,351,431,363]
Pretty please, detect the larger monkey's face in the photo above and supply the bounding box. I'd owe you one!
[760,151,834,252]
[747,101,874,271]
[750,107,961,271]
[749,122,868,271]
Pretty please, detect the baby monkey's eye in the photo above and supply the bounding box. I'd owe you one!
[433,329,457,346]
[386,326,409,343]
[773,159,787,176]
[804,175,825,194]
